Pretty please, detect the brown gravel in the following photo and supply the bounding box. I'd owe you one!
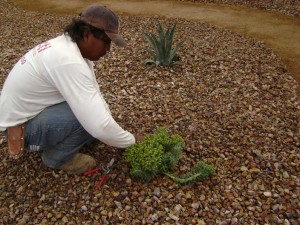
[181,0,300,18]
[0,0,299,224]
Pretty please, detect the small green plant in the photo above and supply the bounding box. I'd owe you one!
[165,161,216,185]
[124,127,215,184]
[142,22,185,67]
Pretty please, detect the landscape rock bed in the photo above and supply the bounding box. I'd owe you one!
[0,0,299,224]
[181,0,300,18]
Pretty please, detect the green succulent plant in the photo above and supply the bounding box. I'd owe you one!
[142,22,185,67]
[124,127,215,184]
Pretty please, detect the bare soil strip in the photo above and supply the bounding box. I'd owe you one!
[13,0,300,98]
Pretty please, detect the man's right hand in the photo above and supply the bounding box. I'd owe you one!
[134,134,144,143]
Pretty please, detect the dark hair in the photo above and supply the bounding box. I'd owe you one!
[64,18,106,42]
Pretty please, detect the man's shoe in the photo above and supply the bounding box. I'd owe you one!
[59,153,96,174]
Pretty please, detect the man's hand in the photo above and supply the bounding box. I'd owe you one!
[134,134,144,143]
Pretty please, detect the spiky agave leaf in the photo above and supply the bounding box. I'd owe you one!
[169,39,185,66]
[157,23,166,64]
[165,24,176,65]
[144,58,159,67]
[142,33,159,59]
[142,46,155,59]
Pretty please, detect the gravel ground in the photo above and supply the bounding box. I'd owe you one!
[0,0,299,224]
[181,0,300,18]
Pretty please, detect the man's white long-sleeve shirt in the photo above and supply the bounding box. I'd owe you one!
[0,34,135,148]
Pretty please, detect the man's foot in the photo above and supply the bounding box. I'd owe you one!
[59,153,96,174]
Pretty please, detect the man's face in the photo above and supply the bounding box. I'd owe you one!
[84,31,111,61]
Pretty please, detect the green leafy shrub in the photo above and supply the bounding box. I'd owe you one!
[124,127,215,184]
[142,22,185,67]
[124,127,183,181]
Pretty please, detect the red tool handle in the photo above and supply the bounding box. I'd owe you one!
[97,174,107,188]
[84,168,99,176]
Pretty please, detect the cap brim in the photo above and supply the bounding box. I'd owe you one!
[106,32,127,47]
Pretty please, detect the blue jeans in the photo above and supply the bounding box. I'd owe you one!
[23,102,95,168]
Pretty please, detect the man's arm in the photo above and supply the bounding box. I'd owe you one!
[48,63,135,148]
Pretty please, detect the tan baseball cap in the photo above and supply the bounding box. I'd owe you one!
[79,5,126,47]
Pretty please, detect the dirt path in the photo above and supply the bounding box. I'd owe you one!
[13,0,300,98]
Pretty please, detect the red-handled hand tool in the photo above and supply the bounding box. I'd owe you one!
[84,158,115,189]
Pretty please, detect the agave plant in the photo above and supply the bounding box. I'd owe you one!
[143,22,185,67]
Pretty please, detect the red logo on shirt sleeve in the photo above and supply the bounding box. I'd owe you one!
[20,56,26,65]
[36,41,52,53]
